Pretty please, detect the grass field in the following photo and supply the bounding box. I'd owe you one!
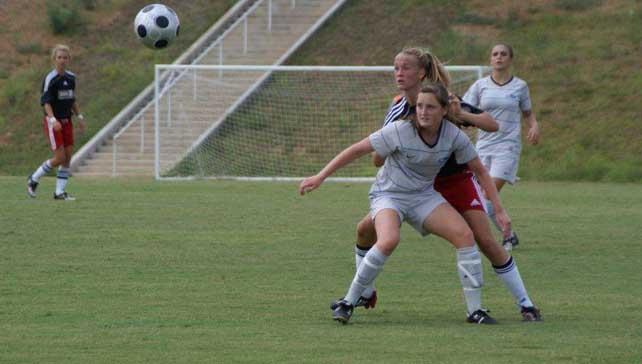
[1,177,641,363]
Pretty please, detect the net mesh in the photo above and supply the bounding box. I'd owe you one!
[154,66,488,179]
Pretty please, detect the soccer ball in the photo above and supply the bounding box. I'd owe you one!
[134,4,180,50]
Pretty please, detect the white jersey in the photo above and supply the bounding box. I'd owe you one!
[368,120,477,195]
[463,76,532,154]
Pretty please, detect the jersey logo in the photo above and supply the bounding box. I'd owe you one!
[63,81,68,86]
[58,90,74,100]
[471,199,481,207]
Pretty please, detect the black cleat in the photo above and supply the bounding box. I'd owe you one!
[332,300,354,324]
[503,232,519,251]
[27,177,39,198]
[521,306,542,322]
[53,192,76,201]
[330,290,377,310]
[466,309,498,325]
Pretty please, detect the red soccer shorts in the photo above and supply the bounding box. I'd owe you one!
[43,116,74,150]
[434,170,486,214]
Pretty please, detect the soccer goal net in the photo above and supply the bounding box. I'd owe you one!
[153,65,489,181]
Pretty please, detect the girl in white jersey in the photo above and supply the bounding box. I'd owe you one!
[463,43,541,250]
[300,84,511,324]
[341,48,541,323]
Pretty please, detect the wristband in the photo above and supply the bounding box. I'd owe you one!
[47,116,57,126]
[77,114,85,120]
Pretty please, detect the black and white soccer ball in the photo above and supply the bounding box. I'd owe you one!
[134,4,180,50]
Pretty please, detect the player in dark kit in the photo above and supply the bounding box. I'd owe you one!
[27,44,85,200]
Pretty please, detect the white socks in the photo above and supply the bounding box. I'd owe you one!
[493,256,534,308]
[31,160,53,182]
[345,246,388,305]
[457,245,484,314]
[355,245,376,298]
[55,167,70,195]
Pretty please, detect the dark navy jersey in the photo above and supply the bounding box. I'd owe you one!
[383,95,415,126]
[437,100,485,177]
[41,69,76,119]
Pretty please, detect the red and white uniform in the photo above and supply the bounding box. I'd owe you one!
[434,155,485,214]
[40,69,77,150]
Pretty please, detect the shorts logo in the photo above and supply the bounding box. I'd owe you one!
[471,199,481,207]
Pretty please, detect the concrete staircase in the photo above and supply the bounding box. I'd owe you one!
[74,0,345,177]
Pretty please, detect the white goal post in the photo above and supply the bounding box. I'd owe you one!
[153,64,490,181]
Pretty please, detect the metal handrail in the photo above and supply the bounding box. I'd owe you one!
[111,0,287,176]
[71,0,259,173]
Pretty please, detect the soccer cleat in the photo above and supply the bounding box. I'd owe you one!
[330,290,377,310]
[27,177,39,198]
[520,306,543,322]
[502,232,519,251]
[466,309,498,325]
[53,192,76,201]
[332,299,354,324]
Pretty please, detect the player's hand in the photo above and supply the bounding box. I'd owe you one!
[78,120,86,134]
[299,175,323,195]
[527,123,540,145]
[48,116,62,132]
[448,92,462,117]
[495,208,512,239]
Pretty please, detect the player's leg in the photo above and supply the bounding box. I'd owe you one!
[54,144,74,199]
[422,203,495,323]
[462,209,540,320]
[333,209,399,324]
[354,214,377,305]
[28,118,65,197]
[331,214,379,311]
[482,153,520,250]
[53,121,75,200]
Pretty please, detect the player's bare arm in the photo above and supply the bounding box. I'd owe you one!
[467,157,511,237]
[44,103,61,132]
[72,101,86,134]
[300,137,374,195]
[523,110,540,145]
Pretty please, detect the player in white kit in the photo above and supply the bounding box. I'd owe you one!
[299,84,511,324]
[463,43,541,250]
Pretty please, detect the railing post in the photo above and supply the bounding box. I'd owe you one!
[268,0,272,32]
[243,17,248,54]
[218,41,224,78]
[193,68,197,101]
[140,114,145,153]
[112,141,117,177]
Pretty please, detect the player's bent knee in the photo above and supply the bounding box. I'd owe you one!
[375,238,399,256]
[451,227,474,247]
[356,219,376,246]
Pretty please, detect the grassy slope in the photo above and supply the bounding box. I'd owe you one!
[0,0,640,181]
[287,0,642,182]
[0,0,236,175]
[1,178,641,363]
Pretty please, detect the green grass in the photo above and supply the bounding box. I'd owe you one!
[1,177,641,363]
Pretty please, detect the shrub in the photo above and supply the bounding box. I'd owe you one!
[46,2,84,34]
